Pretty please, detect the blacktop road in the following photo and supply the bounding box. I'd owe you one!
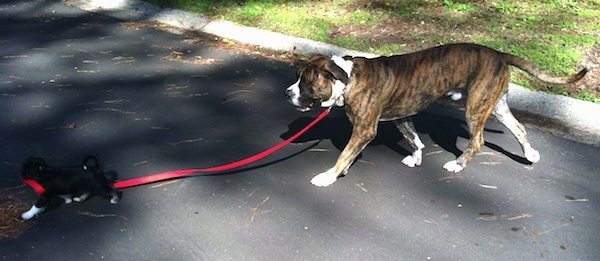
[1,1,599,260]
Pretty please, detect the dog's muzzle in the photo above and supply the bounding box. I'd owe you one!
[285,81,315,112]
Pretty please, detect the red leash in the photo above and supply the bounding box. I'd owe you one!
[23,109,330,193]
[113,108,331,189]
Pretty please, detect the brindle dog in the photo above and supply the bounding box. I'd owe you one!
[286,43,588,187]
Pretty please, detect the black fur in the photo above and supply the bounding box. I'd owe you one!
[20,155,121,219]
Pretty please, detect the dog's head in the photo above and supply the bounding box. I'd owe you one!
[21,157,50,180]
[285,55,353,112]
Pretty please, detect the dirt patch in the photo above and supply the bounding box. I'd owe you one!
[0,192,33,239]
[576,45,600,94]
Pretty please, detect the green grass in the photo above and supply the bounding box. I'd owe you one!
[146,0,600,102]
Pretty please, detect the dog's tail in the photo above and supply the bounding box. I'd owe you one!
[82,155,101,171]
[502,53,588,84]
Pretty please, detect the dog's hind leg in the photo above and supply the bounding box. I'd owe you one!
[492,94,540,163]
[109,189,122,204]
[73,192,90,202]
[394,117,425,167]
[101,186,121,204]
[444,113,489,172]
[444,80,502,172]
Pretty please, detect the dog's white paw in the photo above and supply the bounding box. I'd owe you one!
[21,206,44,220]
[401,155,421,167]
[524,144,540,163]
[59,195,72,204]
[21,212,35,220]
[310,169,338,187]
[443,160,464,173]
[73,193,89,202]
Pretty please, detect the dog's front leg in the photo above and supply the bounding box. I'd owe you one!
[394,117,425,167]
[311,122,378,187]
[21,196,49,220]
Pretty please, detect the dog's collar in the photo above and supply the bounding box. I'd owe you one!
[321,56,353,108]
[22,179,46,195]
[321,80,346,107]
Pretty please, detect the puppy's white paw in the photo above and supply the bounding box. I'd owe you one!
[524,144,540,163]
[110,197,119,204]
[21,212,35,220]
[73,193,89,202]
[59,195,72,204]
[401,155,421,167]
[21,206,44,220]
[310,169,338,187]
[443,160,464,173]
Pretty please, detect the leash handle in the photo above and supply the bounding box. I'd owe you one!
[112,109,330,189]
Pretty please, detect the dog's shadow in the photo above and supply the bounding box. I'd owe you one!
[280,111,531,164]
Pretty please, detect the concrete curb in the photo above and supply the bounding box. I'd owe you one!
[61,0,599,146]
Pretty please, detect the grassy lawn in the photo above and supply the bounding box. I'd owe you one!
[146,0,600,103]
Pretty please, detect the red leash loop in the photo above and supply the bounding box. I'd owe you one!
[112,109,330,189]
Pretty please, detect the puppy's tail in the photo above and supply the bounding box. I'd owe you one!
[82,155,101,171]
[502,53,588,84]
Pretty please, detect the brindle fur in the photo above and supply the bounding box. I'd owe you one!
[291,43,587,186]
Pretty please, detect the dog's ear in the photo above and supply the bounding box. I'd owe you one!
[307,54,327,63]
[323,60,349,84]
[298,55,327,69]
[305,55,349,84]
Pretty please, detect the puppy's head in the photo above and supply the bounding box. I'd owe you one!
[285,55,351,112]
[21,157,49,180]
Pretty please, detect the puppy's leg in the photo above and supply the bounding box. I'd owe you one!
[100,186,121,204]
[21,197,49,220]
[22,206,45,220]
[394,117,425,167]
[59,195,73,204]
[311,121,378,187]
[492,94,540,163]
[93,171,121,204]
[73,192,90,202]
[110,189,122,204]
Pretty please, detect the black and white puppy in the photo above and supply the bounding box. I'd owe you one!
[20,155,121,220]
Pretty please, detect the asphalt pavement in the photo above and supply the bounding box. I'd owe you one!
[1,1,599,260]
